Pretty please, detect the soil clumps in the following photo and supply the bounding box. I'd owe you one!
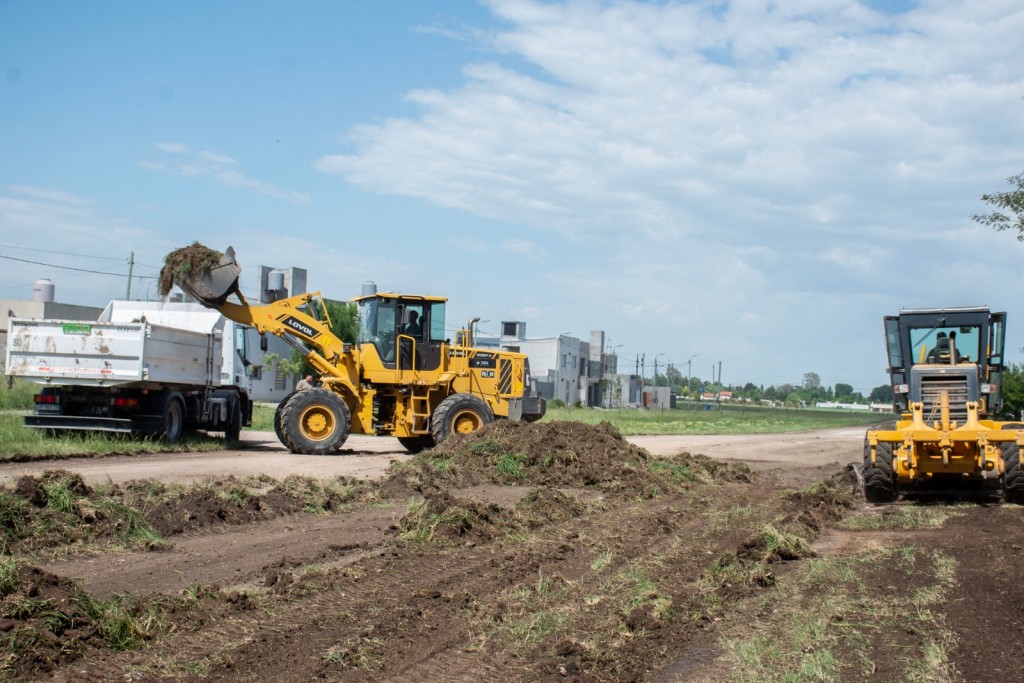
[158,242,222,297]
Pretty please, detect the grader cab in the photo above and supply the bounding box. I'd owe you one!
[166,245,545,454]
[864,306,1023,502]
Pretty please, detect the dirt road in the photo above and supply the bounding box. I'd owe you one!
[0,426,864,485]
[4,422,1016,682]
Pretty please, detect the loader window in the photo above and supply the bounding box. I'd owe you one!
[357,297,397,363]
[429,303,446,341]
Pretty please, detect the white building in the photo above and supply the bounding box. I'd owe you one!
[476,324,618,407]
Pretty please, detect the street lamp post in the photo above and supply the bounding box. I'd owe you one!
[685,354,698,407]
[652,353,665,407]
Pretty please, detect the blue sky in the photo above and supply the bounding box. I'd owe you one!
[2,0,1023,395]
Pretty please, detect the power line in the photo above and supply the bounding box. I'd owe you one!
[0,253,157,279]
[0,243,127,262]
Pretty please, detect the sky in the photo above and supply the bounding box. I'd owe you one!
[2,0,1023,395]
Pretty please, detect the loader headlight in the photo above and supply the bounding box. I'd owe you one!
[981,383,995,393]
[894,384,909,394]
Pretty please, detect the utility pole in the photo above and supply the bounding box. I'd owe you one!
[125,251,135,300]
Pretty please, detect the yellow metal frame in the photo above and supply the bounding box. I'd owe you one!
[867,391,1020,484]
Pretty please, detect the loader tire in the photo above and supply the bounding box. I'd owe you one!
[274,391,298,446]
[279,389,350,455]
[398,435,434,454]
[1001,441,1024,504]
[431,394,493,444]
[863,440,897,503]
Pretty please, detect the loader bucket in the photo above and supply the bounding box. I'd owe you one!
[170,246,241,308]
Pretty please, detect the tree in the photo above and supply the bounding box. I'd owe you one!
[802,372,821,390]
[999,363,1024,419]
[972,172,1024,240]
[869,384,893,404]
[834,383,854,400]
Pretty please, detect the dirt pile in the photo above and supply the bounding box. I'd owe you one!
[388,420,751,494]
[0,471,379,554]
[158,242,222,296]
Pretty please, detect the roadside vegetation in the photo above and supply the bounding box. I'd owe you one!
[247,401,883,438]
[0,414,225,462]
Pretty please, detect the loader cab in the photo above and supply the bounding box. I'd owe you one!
[354,293,447,372]
[884,307,1006,417]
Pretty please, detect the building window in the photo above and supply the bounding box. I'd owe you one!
[504,345,520,353]
[502,322,518,337]
[275,367,288,391]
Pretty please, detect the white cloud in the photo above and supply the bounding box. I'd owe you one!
[311,0,1024,391]
[502,238,547,260]
[141,144,311,205]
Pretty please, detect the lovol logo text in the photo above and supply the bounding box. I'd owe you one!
[281,316,319,338]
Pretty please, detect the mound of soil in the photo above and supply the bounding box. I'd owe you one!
[158,242,223,296]
[0,565,108,676]
[389,420,751,495]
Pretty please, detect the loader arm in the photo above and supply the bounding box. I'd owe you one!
[215,292,358,385]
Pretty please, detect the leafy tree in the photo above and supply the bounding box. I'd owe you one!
[999,363,1024,419]
[972,172,1024,240]
[869,384,893,404]
[803,372,821,390]
[834,383,854,399]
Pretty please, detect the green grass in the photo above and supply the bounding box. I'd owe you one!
[721,545,958,683]
[245,401,884,437]
[542,404,885,435]
[0,413,224,461]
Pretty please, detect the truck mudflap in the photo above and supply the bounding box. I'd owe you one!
[508,396,546,423]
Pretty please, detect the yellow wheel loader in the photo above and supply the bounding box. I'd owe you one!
[864,306,1023,503]
[169,247,546,454]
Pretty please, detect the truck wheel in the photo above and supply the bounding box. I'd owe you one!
[162,395,185,444]
[225,400,242,442]
[398,435,434,454]
[863,440,897,503]
[279,389,350,455]
[1001,441,1024,504]
[431,394,493,444]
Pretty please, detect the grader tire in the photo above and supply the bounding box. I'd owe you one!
[863,440,897,503]
[279,389,350,455]
[431,394,493,445]
[1001,441,1024,504]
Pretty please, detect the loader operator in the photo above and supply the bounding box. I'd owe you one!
[402,310,422,338]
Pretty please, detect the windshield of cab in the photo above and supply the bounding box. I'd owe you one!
[908,325,980,365]
[357,298,398,362]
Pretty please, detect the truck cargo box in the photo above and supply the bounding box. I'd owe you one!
[5,317,222,388]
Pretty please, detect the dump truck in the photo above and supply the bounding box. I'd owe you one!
[864,306,1023,502]
[5,300,252,442]
[166,245,545,454]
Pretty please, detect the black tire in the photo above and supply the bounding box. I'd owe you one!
[225,399,242,442]
[398,435,434,454]
[431,394,493,444]
[162,394,185,444]
[279,388,350,455]
[1001,441,1024,504]
[274,391,298,446]
[863,439,897,503]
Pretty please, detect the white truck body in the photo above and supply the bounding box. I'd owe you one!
[4,301,251,440]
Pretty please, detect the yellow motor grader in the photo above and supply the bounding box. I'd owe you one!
[864,306,1023,502]
[169,246,545,454]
